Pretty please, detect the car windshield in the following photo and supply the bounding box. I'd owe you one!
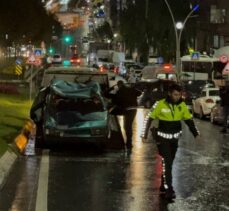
[50,94,104,114]
[53,55,61,59]
[49,94,106,124]
[209,90,219,96]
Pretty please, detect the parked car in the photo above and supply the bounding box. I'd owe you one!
[141,64,177,82]
[70,54,81,65]
[52,54,62,64]
[211,101,229,125]
[30,80,110,148]
[181,80,216,111]
[135,79,176,108]
[192,87,220,119]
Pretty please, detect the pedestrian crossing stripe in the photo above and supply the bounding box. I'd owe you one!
[15,65,22,75]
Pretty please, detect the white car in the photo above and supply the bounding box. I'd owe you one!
[192,87,220,119]
[52,54,62,64]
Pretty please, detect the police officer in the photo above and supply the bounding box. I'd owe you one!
[107,80,141,149]
[142,84,200,200]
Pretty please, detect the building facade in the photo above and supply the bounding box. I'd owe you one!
[197,0,229,52]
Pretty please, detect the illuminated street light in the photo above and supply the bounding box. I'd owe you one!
[164,0,199,81]
[176,22,183,30]
[114,33,118,38]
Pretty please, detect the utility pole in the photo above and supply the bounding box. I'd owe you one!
[145,0,149,19]
[164,0,199,81]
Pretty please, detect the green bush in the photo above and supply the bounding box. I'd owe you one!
[0,92,32,149]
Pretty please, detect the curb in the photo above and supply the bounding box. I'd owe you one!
[0,149,17,189]
[0,119,35,189]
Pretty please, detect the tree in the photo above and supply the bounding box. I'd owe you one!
[119,0,198,63]
[96,21,113,40]
[0,0,62,47]
[68,0,88,9]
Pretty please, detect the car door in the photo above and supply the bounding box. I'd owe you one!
[30,87,49,123]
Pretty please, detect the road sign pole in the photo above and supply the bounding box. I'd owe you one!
[30,65,33,102]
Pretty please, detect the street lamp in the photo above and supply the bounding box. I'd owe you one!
[176,22,183,30]
[164,0,199,81]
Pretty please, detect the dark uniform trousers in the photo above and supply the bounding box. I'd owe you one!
[156,136,179,189]
[124,110,137,146]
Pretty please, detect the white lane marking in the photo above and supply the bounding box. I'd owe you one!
[35,150,49,211]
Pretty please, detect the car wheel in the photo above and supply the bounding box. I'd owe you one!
[98,141,106,150]
[145,100,152,109]
[199,107,205,119]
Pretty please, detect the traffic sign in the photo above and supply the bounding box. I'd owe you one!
[191,52,200,60]
[15,58,22,65]
[15,64,22,76]
[34,49,42,57]
[26,55,41,66]
[27,55,36,64]
[220,55,228,63]
[157,57,164,64]
[222,62,229,75]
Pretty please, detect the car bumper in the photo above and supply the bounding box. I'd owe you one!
[43,128,108,143]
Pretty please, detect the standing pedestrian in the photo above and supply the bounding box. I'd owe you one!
[219,83,229,133]
[141,83,200,200]
[107,80,141,149]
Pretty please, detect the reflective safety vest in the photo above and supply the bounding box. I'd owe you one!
[150,99,192,121]
[148,99,193,139]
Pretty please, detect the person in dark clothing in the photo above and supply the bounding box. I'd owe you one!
[107,80,141,148]
[219,84,229,133]
[141,84,200,200]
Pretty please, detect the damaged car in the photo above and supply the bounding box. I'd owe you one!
[30,79,110,148]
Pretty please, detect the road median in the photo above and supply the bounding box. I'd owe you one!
[0,90,33,189]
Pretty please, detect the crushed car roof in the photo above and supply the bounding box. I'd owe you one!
[50,80,102,99]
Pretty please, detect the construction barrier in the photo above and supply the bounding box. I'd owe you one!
[14,119,35,153]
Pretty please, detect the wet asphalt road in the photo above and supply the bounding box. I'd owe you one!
[0,109,228,211]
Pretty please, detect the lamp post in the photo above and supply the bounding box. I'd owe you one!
[164,0,199,81]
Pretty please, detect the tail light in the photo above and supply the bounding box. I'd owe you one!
[205,99,214,103]
[76,59,81,63]
[114,67,119,74]
[100,66,106,72]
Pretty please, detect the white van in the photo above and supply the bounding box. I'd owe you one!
[141,64,177,82]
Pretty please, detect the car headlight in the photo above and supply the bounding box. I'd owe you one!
[91,128,104,135]
[45,128,59,136]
